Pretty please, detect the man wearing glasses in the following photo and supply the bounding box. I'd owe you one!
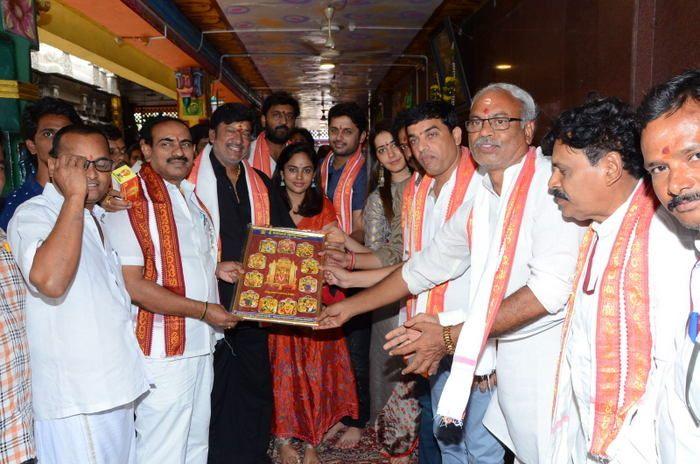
[248,91,299,177]
[0,97,81,230]
[321,84,582,463]
[7,124,149,463]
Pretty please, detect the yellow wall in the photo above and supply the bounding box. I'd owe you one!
[39,1,177,99]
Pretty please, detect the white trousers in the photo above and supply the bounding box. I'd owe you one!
[135,354,213,464]
[35,402,136,464]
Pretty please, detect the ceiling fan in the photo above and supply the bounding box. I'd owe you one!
[300,4,392,61]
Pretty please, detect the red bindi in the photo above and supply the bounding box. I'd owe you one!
[483,108,490,115]
[662,146,670,154]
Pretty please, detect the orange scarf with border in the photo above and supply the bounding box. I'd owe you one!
[402,147,477,317]
[320,148,365,234]
[437,147,537,423]
[551,181,657,458]
[127,162,187,357]
[251,132,282,178]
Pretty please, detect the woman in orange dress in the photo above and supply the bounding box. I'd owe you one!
[268,142,358,464]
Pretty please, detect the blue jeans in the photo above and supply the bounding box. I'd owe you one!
[430,358,504,464]
[417,377,441,464]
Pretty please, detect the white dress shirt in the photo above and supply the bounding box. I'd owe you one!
[656,238,700,463]
[7,183,149,420]
[403,150,583,463]
[403,164,497,374]
[103,178,219,359]
[553,187,697,463]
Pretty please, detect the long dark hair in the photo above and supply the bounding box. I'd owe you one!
[368,120,406,222]
[271,142,324,217]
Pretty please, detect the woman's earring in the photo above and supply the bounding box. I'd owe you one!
[280,178,285,186]
[311,178,316,188]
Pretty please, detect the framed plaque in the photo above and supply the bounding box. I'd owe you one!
[231,226,325,327]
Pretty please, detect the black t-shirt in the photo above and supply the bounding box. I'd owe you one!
[210,150,294,308]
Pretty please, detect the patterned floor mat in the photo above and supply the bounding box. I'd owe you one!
[269,427,418,463]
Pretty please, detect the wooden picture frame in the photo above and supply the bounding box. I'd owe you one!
[231,226,325,327]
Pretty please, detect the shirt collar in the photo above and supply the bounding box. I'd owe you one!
[43,182,103,217]
[42,182,65,210]
[429,164,458,199]
[481,152,528,197]
[591,180,643,238]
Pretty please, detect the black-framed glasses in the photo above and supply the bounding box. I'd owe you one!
[84,158,115,172]
[465,117,523,133]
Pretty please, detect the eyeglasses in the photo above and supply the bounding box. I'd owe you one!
[84,158,115,172]
[465,117,523,133]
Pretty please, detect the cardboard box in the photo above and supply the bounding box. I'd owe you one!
[111,165,140,202]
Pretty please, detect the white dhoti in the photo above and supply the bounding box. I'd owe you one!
[35,402,136,464]
[135,354,213,464]
[484,326,562,464]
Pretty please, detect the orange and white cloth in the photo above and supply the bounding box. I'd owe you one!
[401,147,477,320]
[127,163,190,356]
[320,148,365,234]
[550,181,698,463]
[249,132,279,178]
[105,163,219,359]
[189,145,271,240]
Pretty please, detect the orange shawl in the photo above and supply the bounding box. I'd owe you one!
[127,162,186,357]
[320,148,365,234]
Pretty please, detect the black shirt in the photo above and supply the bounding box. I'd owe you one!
[210,150,294,308]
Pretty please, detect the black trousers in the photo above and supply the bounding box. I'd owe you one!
[341,310,372,428]
[208,324,272,464]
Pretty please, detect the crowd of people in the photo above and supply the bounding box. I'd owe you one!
[0,69,698,464]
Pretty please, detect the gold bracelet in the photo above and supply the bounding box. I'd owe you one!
[442,325,456,355]
[199,301,209,320]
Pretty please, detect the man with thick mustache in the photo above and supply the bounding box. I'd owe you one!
[638,69,700,462]
[320,84,582,463]
[249,91,299,177]
[188,103,296,463]
[103,117,238,463]
[8,125,149,462]
[543,97,696,463]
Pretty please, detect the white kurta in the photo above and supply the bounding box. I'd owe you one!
[402,149,583,463]
[7,183,149,420]
[103,178,219,359]
[404,161,496,374]
[550,186,697,463]
[656,238,700,462]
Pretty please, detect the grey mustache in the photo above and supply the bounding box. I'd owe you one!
[474,137,500,148]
